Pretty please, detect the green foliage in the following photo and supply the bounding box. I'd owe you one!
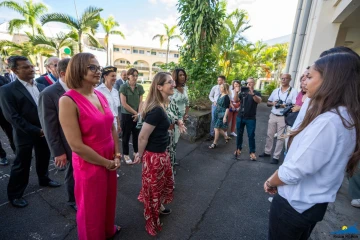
[177,0,226,105]
[263,80,278,96]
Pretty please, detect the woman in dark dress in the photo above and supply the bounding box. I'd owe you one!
[209,83,231,149]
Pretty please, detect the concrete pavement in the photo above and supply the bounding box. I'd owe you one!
[0,103,358,240]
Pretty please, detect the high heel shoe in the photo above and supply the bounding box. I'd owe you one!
[234,149,241,159]
[225,137,231,144]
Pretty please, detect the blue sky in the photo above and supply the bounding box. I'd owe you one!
[0,0,298,49]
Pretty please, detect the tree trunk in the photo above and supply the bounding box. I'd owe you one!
[78,31,83,53]
[106,34,109,66]
[166,39,170,66]
[57,49,61,58]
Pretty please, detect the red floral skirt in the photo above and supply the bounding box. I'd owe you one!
[138,150,174,236]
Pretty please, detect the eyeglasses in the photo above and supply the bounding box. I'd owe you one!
[49,63,57,68]
[163,80,175,85]
[88,65,103,73]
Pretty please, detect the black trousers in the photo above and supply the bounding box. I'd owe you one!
[0,109,15,158]
[121,113,139,155]
[64,156,75,204]
[268,194,328,240]
[7,137,51,200]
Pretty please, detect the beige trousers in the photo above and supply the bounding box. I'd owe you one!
[264,113,286,159]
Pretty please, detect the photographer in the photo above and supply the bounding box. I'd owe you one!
[259,74,298,164]
[233,78,262,160]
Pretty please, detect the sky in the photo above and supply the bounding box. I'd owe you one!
[0,0,298,50]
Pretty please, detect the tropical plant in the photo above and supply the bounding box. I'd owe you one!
[0,0,48,35]
[152,24,183,65]
[177,0,226,105]
[263,80,278,95]
[100,15,125,65]
[29,32,76,58]
[0,40,53,64]
[40,6,103,53]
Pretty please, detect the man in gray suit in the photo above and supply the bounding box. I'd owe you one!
[38,58,76,210]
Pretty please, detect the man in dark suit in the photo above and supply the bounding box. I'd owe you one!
[114,70,127,135]
[0,75,15,165]
[38,58,76,210]
[0,56,61,208]
[35,57,60,87]
[4,66,16,82]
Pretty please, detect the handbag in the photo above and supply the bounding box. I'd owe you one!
[284,111,299,127]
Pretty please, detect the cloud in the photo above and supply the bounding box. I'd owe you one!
[148,0,177,7]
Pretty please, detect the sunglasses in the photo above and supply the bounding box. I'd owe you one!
[88,65,103,73]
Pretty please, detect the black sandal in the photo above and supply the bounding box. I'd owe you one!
[209,143,217,149]
[225,137,231,144]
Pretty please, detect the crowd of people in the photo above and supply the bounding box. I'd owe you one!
[0,45,359,240]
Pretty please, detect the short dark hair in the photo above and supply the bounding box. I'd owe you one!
[57,58,70,74]
[218,75,226,81]
[65,53,95,89]
[127,68,138,76]
[320,46,360,59]
[8,56,29,69]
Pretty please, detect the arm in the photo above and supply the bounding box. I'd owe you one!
[111,123,121,168]
[133,122,155,164]
[223,95,230,123]
[38,92,66,157]
[0,88,42,137]
[267,90,276,107]
[59,96,117,169]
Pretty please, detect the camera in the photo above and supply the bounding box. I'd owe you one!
[240,80,249,94]
[281,103,294,116]
[275,100,284,109]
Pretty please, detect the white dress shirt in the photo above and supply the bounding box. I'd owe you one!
[278,107,356,213]
[209,85,221,103]
[18,78,40,105]
[291,97,311,130]
[59,78,70,92]
[95,83,120,128]
[268,87,298,115]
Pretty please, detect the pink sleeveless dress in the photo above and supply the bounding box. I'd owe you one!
[63,89,117,240]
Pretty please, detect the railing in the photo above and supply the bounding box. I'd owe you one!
[135,66,150,71]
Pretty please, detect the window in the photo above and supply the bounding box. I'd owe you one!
[151,51,156,56]
[133,49,138,54]
[134,61,138,65]
[127,49,130,54]
[122,48,126,53]
[146,51,151,55]
[174,53,179,58]
[114,48,120,52]
[139,50,145,54]
[139,73,144,76]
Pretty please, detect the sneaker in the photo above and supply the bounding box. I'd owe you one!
[124,155,132,165]
[268,197,273,203]
[351,199,360,208]
[230,132,237,137]
[0,157,9,166]
[117,174,120,178]
[250,153,257,161]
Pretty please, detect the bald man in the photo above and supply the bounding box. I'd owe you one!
[259,74,298,164]
[35,57,60,87]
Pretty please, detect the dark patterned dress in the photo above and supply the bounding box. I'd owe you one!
[214,94,230,129]
[166,99,182,165]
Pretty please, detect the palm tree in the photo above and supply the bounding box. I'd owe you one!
[29,32,76,58]
[0,0,47,35]
[100,15,125,65]
[152,24,183,65]
[40,6,103,53]
[0,40,53,65]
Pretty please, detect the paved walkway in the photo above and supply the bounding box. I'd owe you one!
[0,103,358,240]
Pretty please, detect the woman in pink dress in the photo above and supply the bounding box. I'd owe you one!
[59,53,121,240]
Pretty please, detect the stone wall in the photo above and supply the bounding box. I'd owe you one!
[181,109,211,142]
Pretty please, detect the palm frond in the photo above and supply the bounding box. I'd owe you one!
[86,33,104,49]
[32,3,48,17]
[169,34,183,42]
[110,30,125,39]
[0,1,26,15]
[31,35,57,49]
[7,19,27,34]
[41,13,79,29]
[80,6,102,28]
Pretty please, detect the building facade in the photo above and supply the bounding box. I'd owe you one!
[286,0,360,89]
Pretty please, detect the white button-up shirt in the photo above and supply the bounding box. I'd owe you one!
[209,85,221,103]
[18,78,40,105]
[268,87,298,115]
[59,78,69,92]
[278,107,356,213]
[95,83,120,128]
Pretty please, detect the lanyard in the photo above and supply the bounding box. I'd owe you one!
[278,87,292,102]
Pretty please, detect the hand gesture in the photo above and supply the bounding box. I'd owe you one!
[223,117,227,124]
[272,101,278,106]
[178,120,187,134]
[291,105,301,112]
[106,159,120,171]
[54,154,67,168]
[263,181,277,195]
[132,114,139,122]
[133,152,142,164]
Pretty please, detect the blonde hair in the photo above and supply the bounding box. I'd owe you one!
[142,72,171,117]
[221,83,230,95]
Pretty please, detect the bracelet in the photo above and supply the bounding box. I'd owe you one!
[266,180,276,189]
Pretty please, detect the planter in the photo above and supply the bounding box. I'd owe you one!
[261,95,269,102]
[181,109,211,142]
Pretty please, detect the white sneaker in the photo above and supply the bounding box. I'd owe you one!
[351,199,360,208]
[117,174,120,178]
[268,197,273,203]
[230,132,237,137]
[274,133,277,138]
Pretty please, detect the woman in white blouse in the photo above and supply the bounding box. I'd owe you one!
[264,53,360,240]
[95,66,121,132]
